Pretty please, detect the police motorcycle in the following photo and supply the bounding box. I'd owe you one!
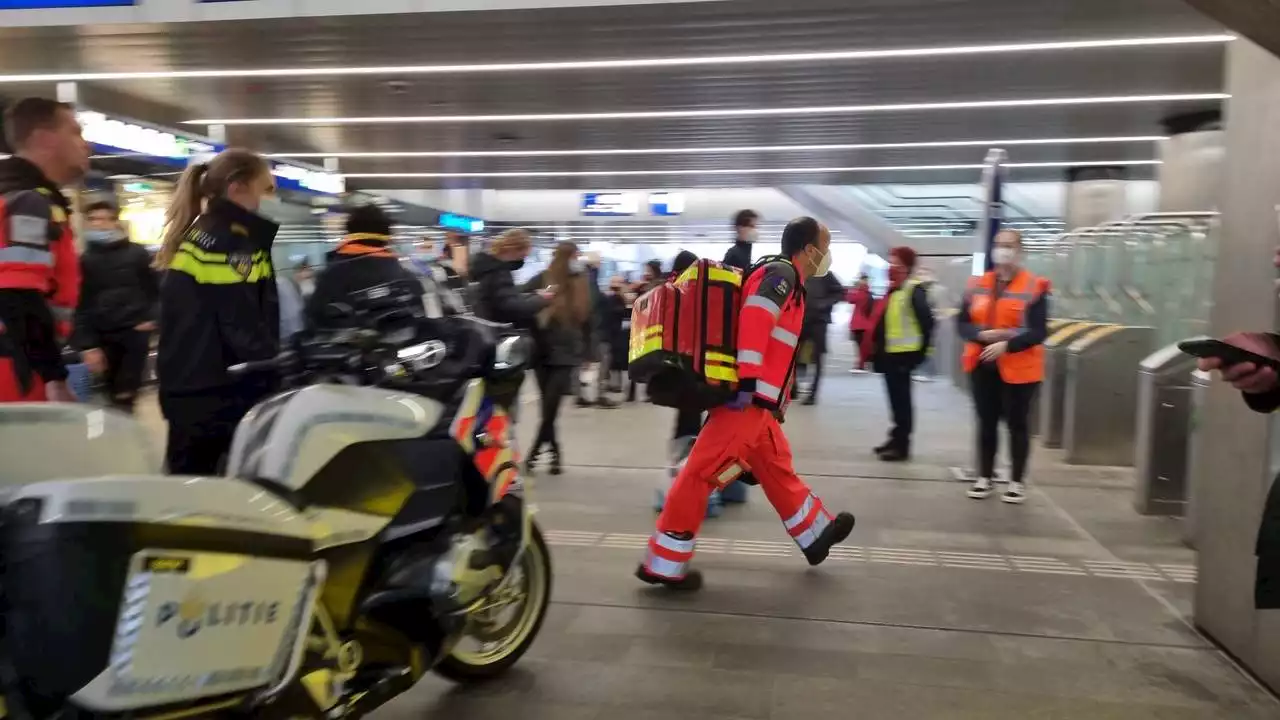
[0,277,551,719]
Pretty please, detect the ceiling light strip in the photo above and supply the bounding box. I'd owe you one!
[0,34,1234,84]
[190,94,1226,126]
[341,159,1161,179]
[264,135,1167,159]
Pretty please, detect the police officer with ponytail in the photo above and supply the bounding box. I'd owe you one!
[155,149,280,475]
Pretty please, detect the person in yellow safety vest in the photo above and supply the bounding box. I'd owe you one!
[862,246,935,461]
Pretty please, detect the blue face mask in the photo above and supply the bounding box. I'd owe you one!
[85,229,119,245]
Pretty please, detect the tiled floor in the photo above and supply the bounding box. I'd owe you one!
[133,368,1279,719]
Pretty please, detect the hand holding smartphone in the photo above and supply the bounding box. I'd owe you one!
[1180,334,1280,394]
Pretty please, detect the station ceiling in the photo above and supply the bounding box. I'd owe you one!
[0,0,1228,190]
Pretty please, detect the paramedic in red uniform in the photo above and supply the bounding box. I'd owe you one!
[637,217,857,590]
[0,98,89,403]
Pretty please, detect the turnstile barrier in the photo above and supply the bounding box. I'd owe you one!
[1133,344,1199,515]
[1062,325,1156,466]
[1040,321,1104,448]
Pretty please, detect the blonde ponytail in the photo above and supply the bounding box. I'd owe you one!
[153,148,269,269]
[154,163,207,269]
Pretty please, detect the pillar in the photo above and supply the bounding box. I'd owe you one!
[1156,110,1224,212]
[1063,166,1128,229]
[1189,38,1280,693]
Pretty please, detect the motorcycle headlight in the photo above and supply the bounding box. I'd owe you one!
[494,335,530,372]
[397,340,447,372]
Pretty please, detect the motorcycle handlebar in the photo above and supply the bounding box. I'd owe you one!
[227,351,295,378]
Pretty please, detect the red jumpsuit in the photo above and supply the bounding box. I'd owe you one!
[643,259,837,581]
[0,164,80,403]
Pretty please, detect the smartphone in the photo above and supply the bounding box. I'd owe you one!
[1178,338,1280,371]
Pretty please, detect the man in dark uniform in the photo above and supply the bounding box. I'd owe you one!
[307,204,419,323]
[722,208,759,272]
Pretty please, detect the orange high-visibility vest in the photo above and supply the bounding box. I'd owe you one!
[961,269,1049,383]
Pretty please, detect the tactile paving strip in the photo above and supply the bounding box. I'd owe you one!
[542,530,1197,584]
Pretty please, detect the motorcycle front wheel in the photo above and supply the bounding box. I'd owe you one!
[433,522,552,682]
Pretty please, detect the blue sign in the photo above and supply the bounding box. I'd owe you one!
[582,193,638,217]
[0,0,133,7]
[648,192,685,217]
[438,213,485,233]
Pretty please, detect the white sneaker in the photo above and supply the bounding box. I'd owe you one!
[967,477,993,499]
[1001,481,1027,504]
[912,374,934,383]
[849,368,868,374]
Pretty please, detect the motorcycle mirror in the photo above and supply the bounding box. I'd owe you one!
[494,334,531,372]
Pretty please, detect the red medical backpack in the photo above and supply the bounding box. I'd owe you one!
[628,258,741,410]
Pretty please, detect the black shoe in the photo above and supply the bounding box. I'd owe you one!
[635,564,703,591]
[877,448,911,463]
[597,397,619,409]
[872,440,894,455]
[524,443,544,474]
[548,444,563,476]
[576,398,593,409]
[801,396,817,406]
[802,512,856,566]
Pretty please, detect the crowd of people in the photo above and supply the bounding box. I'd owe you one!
[0,94,1063,562]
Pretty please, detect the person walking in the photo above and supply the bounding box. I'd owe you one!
[637,217,856,591]
[73,200,158,412]
[796,270,844,405]
[469,229,550,415]
[847,274,874,373]
[0,97,89,404]
[523,242,593,475]
[865,246,934,462]
[958,230,1049,504]
[576,251,616,408]
[154,148,281,475]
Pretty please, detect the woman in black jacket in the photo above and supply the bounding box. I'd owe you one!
[155,148,280,475]
[523,242,593,474]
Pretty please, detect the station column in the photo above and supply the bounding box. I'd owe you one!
[1190,37,1280,692]
[1063,165,1127,229]
[1156,110,1224,212]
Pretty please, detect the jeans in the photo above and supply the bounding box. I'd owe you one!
[534,365,573,450]
[971,363,1039,483]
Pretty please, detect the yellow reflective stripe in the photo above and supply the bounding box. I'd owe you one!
[705,351,735,364]
[705,365,738,382]
[707,267,740,284]
[630,336,665,361]
[170,249,273,284]
[643,325,664,338]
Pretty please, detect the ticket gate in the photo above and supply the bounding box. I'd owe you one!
[1133,344,1199,515]
[1029,319,1076,436]
[1039,321,1102,448]
[932,308,962,386]
[1182,369,1212,548]
[1062,325,1156,466]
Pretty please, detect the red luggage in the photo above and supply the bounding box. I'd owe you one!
[628,259,743,410]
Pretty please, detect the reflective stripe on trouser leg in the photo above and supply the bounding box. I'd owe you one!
[644,532,696,579]
[783,494,832,550]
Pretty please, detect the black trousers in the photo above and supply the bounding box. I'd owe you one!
[161,391,259,475]
[882,362,915,450]
[100,328,151,411]
[534,365,573,450]
[673,407,704,439]
[971,363,1040,483]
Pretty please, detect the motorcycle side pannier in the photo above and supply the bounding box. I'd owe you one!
[628,259,743,411]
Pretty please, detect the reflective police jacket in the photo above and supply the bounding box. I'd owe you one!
[735,258,805,414]
[1237,363,1280,609]
[157,198,279,396]
[0,156,80,384]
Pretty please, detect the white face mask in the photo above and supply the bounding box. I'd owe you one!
[992,247,1017,266]
[741,227,758,244]
[810,247,832,277]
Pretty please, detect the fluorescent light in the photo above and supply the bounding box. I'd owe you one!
[265,135,1167,159]
[191,95,1225,126]
[341,159,1161,179]
[0,34,1234,84]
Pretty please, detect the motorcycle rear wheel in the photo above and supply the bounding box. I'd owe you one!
[433,522,552,682]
